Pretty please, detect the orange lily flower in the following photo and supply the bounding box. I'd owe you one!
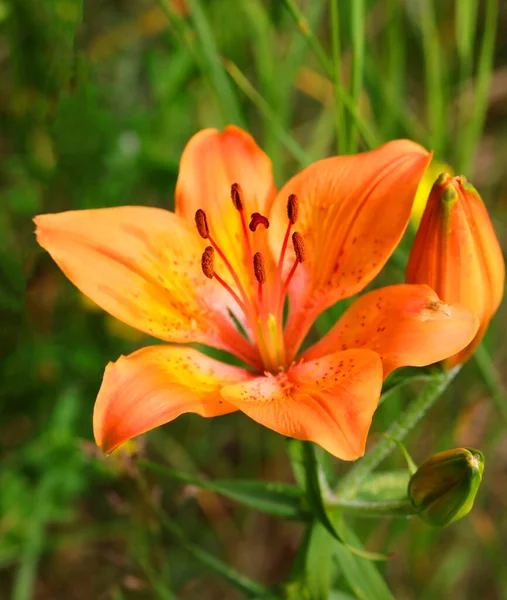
[34,127,479,460]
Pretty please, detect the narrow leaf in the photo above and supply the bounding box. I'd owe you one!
[330,515,395,600]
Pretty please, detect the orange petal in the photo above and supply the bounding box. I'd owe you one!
[269,140,431,356]
[175,126,277,296]
[220,349,382,460]
[406,174,505,366]
[94,345,252,453]
[303,284,479,378]
[34,207,259,366]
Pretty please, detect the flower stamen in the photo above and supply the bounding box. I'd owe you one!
[195,209,250,308]
[195,209,209,239]
[200,246,245,311]
[201,245,214,278]
[231,183,254,268]
[282,231,306,296]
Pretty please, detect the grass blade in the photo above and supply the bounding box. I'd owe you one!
[330,0,346,154]
[459,0,498,173]
[225,60,312,166]
[184,0,244,127]
[348,0,365,153]
[419,0,446,155]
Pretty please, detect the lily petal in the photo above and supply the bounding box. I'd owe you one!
[94,345,252,453]
[220,349,382,460]
[270,140,431,355]
[303,284,479,378]
[176,126,277,295]
[34,207,259,365]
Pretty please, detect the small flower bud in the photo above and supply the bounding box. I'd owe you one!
[408,448,484,527]
[406,174,505,367]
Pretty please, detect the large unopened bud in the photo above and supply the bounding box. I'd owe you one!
[406,174,504,367]
[408,448,484,527]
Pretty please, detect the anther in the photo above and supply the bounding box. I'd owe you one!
[231,183,244,211]
[195,209,209,239]
[292,232,306,263]
[201,246,215,279]
[253,252,266,284]
[287,194,299,224]
[249,212,270,232]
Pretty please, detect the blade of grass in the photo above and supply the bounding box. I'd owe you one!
[241,0,281,168]
[282,0,380,150]
[182,0,245,127]
[455,0,479,171]
[383,0,407,140]
[273,0,327,177]
[158,0,225,122]
[136,474,270,598]
[419,0,446,155]
[11,473,60,600]
[364,57,427,145]
[225,60,312,166]
[348,0,365,153]
[459,0,498,173]
[473,343,507,425]
[330,0,346,154]
[336,366,461,499]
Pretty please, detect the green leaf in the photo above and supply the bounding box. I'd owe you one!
[184,0,244,127]
[141,460,308,520]
[329,593,357,600]
[330,515,395,600]
[355,470,410,502]
[305,522,335,600]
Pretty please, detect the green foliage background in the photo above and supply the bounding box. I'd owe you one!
[1,0,506,598]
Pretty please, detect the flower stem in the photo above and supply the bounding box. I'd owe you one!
[326,497,415,518]
[336,366,461,500]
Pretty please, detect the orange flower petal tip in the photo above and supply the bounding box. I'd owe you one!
[406,174,505,366]
[93,346,245,454]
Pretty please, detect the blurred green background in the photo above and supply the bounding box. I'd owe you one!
[1,0,507,598]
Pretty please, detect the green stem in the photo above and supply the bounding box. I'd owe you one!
[330,0,346,154]
[326,497,415,518]
[336,367,461,499]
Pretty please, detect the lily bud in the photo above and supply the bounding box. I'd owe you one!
[406,174,505,367]
[408,448,484,527]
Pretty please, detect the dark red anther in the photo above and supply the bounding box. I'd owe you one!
[287,194,299,224]
[195,209,209,239]
[292,232,306,263]
[231,183,244,211]
[253,252,266,284]
[201,246,215,278]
